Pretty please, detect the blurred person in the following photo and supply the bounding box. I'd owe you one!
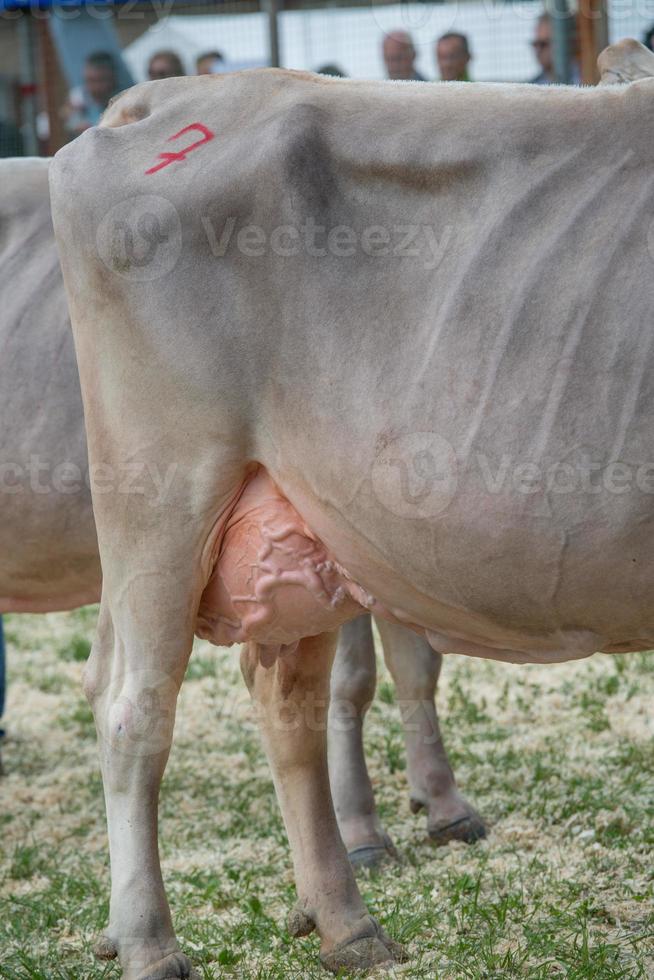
[62,51,119,137]
[196,51,224,75]
[529,13,580,84]
[643,24,654,52]
[382,30,425,81]
[530,13,555,83]
[148,50,185,81]
[315,63,347,77]
[436,32,471,81]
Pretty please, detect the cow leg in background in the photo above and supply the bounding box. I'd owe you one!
[84,588,199,980]
[375,618,486,844]
[241,633,406,973]
[328,615,397,868]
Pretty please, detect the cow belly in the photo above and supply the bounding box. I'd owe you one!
[195,469,654,666]
[196,468,364,651]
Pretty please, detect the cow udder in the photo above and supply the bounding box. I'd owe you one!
[196,467,363,656]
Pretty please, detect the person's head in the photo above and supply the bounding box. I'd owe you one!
[196,51,224,75]
[316,63,347,78]
[382,30,417,80]
[84,52,117,107]
[148,50,185,81]
[643,24,654,52]
[532,13,553,75]
[436,32,471,81]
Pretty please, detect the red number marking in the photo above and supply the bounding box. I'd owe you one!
[145,123,215,176]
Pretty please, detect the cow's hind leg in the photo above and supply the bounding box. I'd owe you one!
[241,633,407,973]
[328,615,398,868]
[84,588,198,980]
[376,619,486,845]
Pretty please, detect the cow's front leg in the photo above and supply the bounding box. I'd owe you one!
[328,615,398,868]
[375,619,486,845]
[241,633,406,973]
[85,595,198,980]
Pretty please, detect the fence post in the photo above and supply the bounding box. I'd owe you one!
[18,13,38,155]
[550,0,574,84]
[37,18,67,154]
[578,0,609,85]
[264,0,281,68]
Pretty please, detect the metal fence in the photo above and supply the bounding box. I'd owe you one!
[0,0,652,156]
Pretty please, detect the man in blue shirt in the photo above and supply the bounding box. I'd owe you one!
[63,51,120,137]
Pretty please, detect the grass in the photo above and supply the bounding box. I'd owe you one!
[0,608,652,978]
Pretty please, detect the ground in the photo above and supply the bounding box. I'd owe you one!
[0,607,652,979]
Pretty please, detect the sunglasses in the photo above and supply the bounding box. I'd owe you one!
[531,40,551,49]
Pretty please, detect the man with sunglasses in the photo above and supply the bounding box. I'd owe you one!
[529,12,580,85]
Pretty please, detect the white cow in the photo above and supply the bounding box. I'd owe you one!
[0,159,482,857]
[48,43,654,977]
[0,158,99,615]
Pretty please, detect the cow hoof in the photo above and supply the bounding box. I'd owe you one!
[93,943,198,980]
[287,905,316,937]
[135,951,200,980]
[428,812,487,845]
[93,935,118,960]
[320,921,408,974]
[410,796,487,845]
[348,839,399,870]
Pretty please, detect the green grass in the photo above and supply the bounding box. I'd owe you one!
[58,634,93,663]
[0,608,652,978]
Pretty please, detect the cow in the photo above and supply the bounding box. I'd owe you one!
[0,158,100,616]
[49,53,654,976]
[0,158,482,853]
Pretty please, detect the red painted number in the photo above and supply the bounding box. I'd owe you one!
[145,123,215,175]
